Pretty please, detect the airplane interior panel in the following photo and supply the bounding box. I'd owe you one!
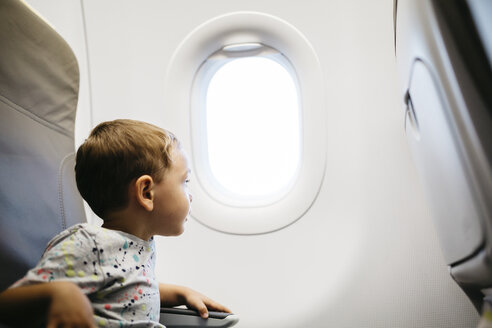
[1,0,490,327]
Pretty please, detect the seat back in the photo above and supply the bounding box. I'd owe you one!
[394,0,492,311]
[0,0,86,292]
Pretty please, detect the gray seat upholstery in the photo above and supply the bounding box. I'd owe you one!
[394,0,492,312]
[0,0,84,292]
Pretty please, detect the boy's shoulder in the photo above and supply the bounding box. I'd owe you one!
[44,223,100,253]
[44,224,154,254]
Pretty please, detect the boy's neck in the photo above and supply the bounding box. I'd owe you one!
[102,208,153,241]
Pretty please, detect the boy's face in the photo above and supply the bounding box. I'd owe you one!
[151,147,192,236]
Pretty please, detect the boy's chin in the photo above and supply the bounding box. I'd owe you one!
[175,226,185,236]
[169,225,186,237]
[164,229,184,237]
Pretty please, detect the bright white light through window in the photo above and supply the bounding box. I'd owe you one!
[206,56,301,198]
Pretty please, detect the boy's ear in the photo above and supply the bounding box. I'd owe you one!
[135,175,154,212]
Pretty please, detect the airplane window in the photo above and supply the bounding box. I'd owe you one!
[205,56,301,200]
[164,12,326,234]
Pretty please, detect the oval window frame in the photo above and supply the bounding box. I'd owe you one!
[192,44,302,207]
[163,12,326,235]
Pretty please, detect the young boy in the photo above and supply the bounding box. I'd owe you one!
[0,119,230,327]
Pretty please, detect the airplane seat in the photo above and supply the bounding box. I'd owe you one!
[0,0,84,293]
[0,1,238,327]
[394,0,492,316]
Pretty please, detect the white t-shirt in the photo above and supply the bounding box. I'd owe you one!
[12,223,164,328]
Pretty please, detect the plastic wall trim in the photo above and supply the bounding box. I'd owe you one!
[163,12,326,235]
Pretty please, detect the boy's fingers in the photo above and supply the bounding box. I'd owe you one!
[186,293,232,317]
[205,299,232,313]
[186,297,209,318]
[196,303,209,319]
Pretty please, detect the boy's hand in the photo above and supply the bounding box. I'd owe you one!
[159,283,232,319]
[47,281,96,328]
[182,288,232,319]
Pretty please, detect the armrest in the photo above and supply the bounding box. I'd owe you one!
[159,307,239,328]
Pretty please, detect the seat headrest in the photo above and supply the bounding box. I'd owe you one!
[0,0,79,134]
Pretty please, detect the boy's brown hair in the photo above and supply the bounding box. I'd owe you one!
[75,119,179,218]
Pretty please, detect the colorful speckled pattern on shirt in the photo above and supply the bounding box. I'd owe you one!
[11,223,165,327]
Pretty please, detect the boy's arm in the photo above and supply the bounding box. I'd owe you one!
[159,283,232,319]
[0,281,95,328]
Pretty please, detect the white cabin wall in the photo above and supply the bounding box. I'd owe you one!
[25,0,479,327]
